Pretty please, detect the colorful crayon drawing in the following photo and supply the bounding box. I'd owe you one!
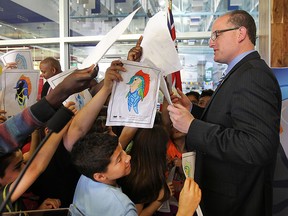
[15,53,28,69]
[126,70,150,114]
[75,91,85,110]
[14,74,31,109]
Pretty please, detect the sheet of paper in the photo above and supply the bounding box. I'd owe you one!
[47,68,92,109]
[140,11,182,76]
[182,152,196,178]
[47,68,76,88]
[158,166,176,213]
[159,76,172,105]
[3,69,39,117]
[167,166,176,182]
[79,7,141,69]
[106,60,161,128]
[182,152,203,216]
[0,50,34,70]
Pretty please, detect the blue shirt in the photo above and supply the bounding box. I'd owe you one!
[225,50,256,76]
[69,175,137,216]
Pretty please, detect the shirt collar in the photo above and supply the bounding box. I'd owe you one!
[224,50,256,76]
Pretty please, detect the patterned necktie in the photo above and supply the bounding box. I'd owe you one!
[217,72,226,86]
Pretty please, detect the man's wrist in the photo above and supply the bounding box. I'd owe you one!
[45,86,68,109]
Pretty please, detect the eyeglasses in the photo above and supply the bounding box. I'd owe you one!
[210,27,240,41]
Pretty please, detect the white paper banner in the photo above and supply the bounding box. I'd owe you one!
[140,11,182,76]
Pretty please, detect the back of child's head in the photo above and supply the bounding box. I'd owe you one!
[0,151,17,178]
[119,124,170,204]
[200,89,214,98]
[70,132,118,180]
[131,124,168,164]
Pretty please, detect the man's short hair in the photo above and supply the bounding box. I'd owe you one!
[40,57,62,73]
[227,10,257,46]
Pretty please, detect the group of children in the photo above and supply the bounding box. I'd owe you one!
[0,39,201,216]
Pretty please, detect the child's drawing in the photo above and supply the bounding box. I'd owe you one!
[14,74,32,109]
[126,70,150,114]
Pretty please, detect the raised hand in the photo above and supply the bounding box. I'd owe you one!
[177,178,201,216]
[103,60,126,91]
[3,62,17,70]
[0,110,7,123]
[46,65,97,108]
[127,36,143,62]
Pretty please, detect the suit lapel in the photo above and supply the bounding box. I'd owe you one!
[200,51,261,119]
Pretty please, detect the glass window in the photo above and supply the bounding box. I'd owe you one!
[69,41,134,81]
[0,1,59,39]
[0,0,259,92]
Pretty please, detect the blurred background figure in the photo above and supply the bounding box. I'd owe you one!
[39,57,62,98]
[185,91,200,105]
[198,89,214,108]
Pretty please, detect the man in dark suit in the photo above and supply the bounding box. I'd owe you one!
[168,10,282,216]
[39,57,63,98]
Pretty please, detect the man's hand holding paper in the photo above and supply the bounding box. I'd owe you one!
[167,103,194,134]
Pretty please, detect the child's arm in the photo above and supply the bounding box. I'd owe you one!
[176,178,201,216]
[63,60,126,151]
[23,129,41,163]
[161,97,172,134]
[9,121,71,203]
[136,199,162,216]
[119,126,138,149]
[136,183,174,216]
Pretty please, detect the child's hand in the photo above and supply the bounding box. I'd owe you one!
[3,62,17,70]
[173,157,182,168]
[65,101,78,115]
[177,178,201,216]
[167,182,175,197]
[38,198,61,210]
[103,60,126,91]
[127,36,143,62]
[0,109,7,123]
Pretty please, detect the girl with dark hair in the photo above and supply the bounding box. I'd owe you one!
[118,124,174,216]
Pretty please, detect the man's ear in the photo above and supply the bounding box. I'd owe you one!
[238,26,247,43]
[93,172,107,183]
[52,67,57,74]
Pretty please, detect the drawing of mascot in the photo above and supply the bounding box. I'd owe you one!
[126,70,150,114]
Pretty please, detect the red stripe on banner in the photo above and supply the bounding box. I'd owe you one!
[37,76,44,101]
[167,2,182,91]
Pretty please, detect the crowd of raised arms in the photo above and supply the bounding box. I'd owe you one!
[0,9,281,216]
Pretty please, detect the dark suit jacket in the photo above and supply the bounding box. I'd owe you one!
[41,81,51,98]
[186,51,282,216]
